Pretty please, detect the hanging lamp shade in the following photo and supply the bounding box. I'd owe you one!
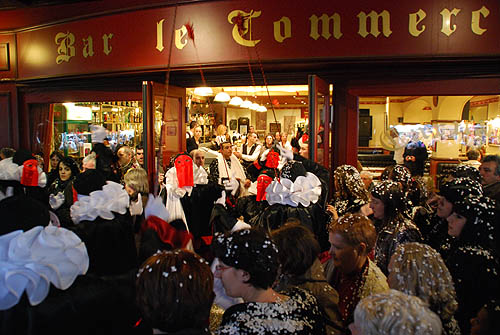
[250,103,260,111]
[240,100,252,108]
[193,87,213,96]
[229,96,243,106]
[214,90,231,102]
[257,105,267,112]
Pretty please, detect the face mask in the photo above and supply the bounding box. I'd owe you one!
[21,159,39,186]
[256,174,273,201]
[175,154,194,188]
[265,151,280,168]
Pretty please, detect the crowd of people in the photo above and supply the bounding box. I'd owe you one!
[0,124,499,335]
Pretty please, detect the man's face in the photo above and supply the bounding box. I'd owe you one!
[117,148,131,166]
[220,143,232,159]
[479,161,500,185]
[135,149,144,165]
[193,151,205,167]
[248,133,257,145]
[220,143,233,159]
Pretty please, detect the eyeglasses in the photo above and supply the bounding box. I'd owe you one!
[215,264,231,273]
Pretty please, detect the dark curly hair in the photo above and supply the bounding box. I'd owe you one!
[213,228,279,290]
[57,156,80,179]
[136,250,214,332]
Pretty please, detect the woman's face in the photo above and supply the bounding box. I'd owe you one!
[50,155,60,169]
[446,212,467,237]
[328,232,361,274]
[265,135,273,146]
[59,162,72,181]
[124,184,135,196]
[214,260,243,298]
[369,195,385,219]
[437,196,453,218]
[194,127,202,140]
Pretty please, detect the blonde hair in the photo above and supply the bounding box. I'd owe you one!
[124,168,149,194]
[388,242,458,321]
[354,289,442,335]
[216,124,227,136]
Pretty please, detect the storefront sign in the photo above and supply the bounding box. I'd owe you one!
[15,0,500,79]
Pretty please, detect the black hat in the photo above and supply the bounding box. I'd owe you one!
[73,169,106,195]
[0,194,50,235]
[280,160,306,182]
[439,177,483,203]
[451,165,482,185]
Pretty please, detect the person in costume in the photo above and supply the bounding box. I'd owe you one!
[249,160,322,235]
[208,141,249,199]
[325,213,389,329]
[440,180,499,334]
[233,131,261,171]
[213,228,325,335]
[388,242,460,335]
[350,289,442,335]
[369,180,422,275]
[327,165,372,224]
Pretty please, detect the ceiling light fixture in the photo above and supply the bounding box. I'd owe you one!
[229,96,243,106]
[214,89,231,102]
[193,87,213,96]
[240,100,252,108]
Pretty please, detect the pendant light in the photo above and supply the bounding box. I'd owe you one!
[240,100,252,108]
[193,87,213,96]
[214,89,230,102]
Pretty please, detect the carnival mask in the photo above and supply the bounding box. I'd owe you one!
[256,174,273,201]
[174,154,194,188]
[20,159,39,186]
[265,150,280,169]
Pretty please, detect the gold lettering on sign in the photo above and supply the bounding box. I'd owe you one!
[409,9,426,37]
[175,25,188,49]
[471,6,489,35]
[82,36,94,58]
[55,32,75,64]
[102,33,113,55]
[309,13,342,40]
[156,19,165,52]
[358,10,392,38]
[273,16,292,43]
[440,8,461,36]
[227,9,261,47]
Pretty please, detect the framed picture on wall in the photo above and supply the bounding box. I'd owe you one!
[256,112,267,130]
[270,123,281,134]
[229,119,238,130]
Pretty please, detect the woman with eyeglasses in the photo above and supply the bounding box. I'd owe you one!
[212,228,325,334]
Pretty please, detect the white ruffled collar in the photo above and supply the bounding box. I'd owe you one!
[70,181,129,224]
[0,157,47,189]
[265,172,322,207]
[0,226,88,310]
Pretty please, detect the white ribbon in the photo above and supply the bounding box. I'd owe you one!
[266,172,322,207]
